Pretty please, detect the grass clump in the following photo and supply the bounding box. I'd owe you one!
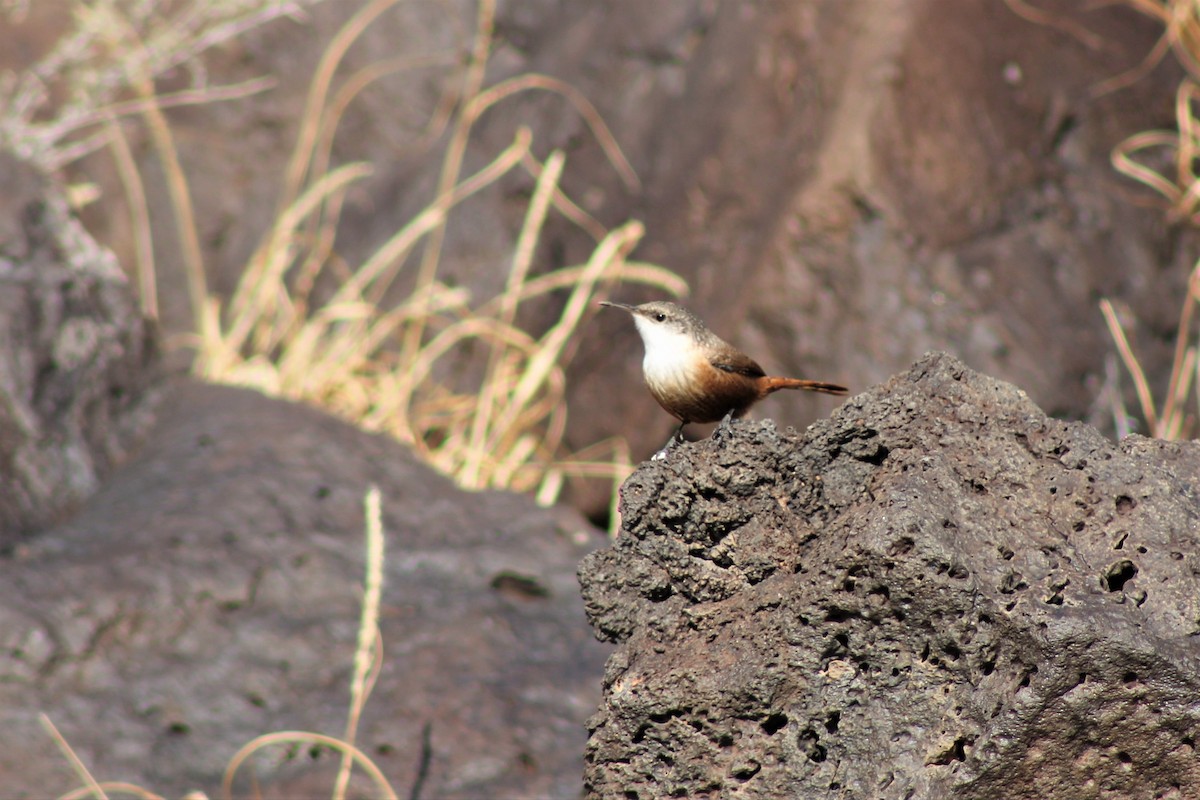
[1008,0,1200,439]
[184,0,686,512]
[5,0,685,510]
[1102,0,1200,439]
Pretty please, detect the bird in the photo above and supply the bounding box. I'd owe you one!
[600,300,847,452]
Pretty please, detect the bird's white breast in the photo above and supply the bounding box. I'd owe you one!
[632,315,698,395]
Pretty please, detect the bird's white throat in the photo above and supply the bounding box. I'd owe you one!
[632,316,697,393]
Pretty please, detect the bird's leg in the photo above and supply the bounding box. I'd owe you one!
[652,420,688,461]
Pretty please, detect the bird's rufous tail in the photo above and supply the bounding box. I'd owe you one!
[762,376,848,396]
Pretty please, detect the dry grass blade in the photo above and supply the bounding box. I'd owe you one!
[221,731,397,800]
[470,72,641,192]
[459,150,565,486]
[1002,0,1106,50]
[333,485,386,800]
[400,0,497,373]
[280,0,401,210]
[103,114,157,318]
[40,713,108,800]
[1109,80,1200,221]
[222,488,394,800]
[1100,298,1161,435]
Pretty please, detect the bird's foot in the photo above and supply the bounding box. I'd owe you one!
[652,423,688,460]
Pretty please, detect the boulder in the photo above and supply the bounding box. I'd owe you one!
[0,151,160,541]
[1,381,609,797]
[580,352,1200,799]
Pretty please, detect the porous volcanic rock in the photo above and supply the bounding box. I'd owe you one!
[0,152,161,540]
[0,380,608,798]
[579,351,1200,799]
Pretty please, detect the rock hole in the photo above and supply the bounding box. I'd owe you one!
[944,643,962,661]
[1122,671,1139,685]
[825,711,841,733]
[998,546,1015,560]
[647,584,673,602]
[999,571,1027,594]
[825,607,859,623]
[981,660,995,676]
[1113,532,1128,551]
[1115,495,1136,514]
[624,792,639,800]
[731,760,760,781]
[1073,521,1085,532]
[798,728,827,762]
[1104,560,1138,592]
[948,564,969,580]
[1018,666,1038,688]
[928,736,971,765]
[1117,751,1132,765]
[761,713,788,735]
[861,444,890,465]
[888,537,914,557]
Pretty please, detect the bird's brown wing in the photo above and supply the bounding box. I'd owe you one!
[710,349,766,379]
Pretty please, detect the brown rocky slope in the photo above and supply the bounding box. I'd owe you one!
[580,351,1200,799]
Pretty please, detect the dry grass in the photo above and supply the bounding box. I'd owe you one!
[1008,0,1200,439]
[5,0,685,508]
[182,0,685,517]
[1102,0,1200,438]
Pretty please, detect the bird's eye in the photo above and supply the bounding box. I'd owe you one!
[654,313,666,322]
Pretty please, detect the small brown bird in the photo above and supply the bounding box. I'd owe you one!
[601,300,847,449]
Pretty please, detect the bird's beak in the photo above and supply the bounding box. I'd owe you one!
[599,301,635,313]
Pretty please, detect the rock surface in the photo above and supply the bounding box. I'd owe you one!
[0,152,161,540]
[0,381,609,798]
[579,352,1200,799]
